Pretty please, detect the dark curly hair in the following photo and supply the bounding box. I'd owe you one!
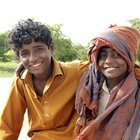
[8,19,52,54]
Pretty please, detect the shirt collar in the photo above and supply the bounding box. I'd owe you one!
[102,80,110,94]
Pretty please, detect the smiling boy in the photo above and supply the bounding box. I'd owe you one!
[0,19,88,140]
[75,26,140,140]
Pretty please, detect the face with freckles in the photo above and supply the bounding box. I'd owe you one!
[18,40,54,78]
[97,46,128,83]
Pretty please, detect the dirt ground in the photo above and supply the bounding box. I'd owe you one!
[0,77,30,140]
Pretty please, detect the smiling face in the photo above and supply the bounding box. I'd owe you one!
[97,46,128,84]
[18,40,54,79]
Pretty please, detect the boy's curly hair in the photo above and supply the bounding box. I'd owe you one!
[8,19,52,53]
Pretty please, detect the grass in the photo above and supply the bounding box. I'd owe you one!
[0,61,18,77]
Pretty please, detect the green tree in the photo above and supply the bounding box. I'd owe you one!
[128,18,140,62]
[48,24,78,62]
[75,44,88,61]
[0,32,12,61]
[128,18,140,30]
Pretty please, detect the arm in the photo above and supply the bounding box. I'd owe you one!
[0,78,27,140]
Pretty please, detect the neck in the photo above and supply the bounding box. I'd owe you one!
[33,62,53,82]
[106,78,125,91]
[106,73,127,91]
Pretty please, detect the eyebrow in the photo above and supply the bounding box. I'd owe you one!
[33,45,44,48]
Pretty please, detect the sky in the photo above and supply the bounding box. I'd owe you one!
[0,0,140,45]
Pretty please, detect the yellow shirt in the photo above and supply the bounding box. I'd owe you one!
[0,58,88,140]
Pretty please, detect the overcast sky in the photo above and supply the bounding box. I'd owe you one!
[0,0,139,45]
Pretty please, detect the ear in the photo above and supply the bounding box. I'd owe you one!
[49,42,55,54]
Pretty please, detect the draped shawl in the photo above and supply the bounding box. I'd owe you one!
[75,26,140,140]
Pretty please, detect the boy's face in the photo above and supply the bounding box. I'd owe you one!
[98,46,128,82]
[18,40,54,77]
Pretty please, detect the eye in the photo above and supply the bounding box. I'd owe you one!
[98,52,106,59]
[19,51,29,58]
[35,47,45,52]
[112,51,121,58]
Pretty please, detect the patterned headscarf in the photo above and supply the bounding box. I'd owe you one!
[88,26,140,72]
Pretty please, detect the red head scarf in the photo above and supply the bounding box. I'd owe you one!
[88,26,140,72]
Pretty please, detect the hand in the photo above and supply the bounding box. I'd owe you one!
[75,117,86,135]
[75,123,83,136]
[15,63,25,77]
[75,117,93,136]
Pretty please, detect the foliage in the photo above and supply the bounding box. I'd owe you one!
[48,24,80,61]
[0,32,12,62]
[0,61,18,77]
[128,18,140,62]
[4,50,16,61]
[75,44,88,61]
[128,18,140,31]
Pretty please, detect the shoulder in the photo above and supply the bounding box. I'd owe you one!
[12,70,32,87]
[59,60,89,77]
[59,60,88,69]
[11,76,24,88]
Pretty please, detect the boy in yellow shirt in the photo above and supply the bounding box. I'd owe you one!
[0,19,88,140]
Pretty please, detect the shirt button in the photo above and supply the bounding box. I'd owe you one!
[45,113,50,117]
[44,101,47,104]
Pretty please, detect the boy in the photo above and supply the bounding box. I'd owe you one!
[75,25,140,140]
[0,19,88,140]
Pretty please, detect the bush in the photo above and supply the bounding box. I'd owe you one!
[0,61,18,77]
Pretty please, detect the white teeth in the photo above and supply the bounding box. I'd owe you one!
[105,67,117,71]
[31,63,42,67]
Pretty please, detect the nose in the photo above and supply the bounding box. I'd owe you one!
[29,52,38,62]
[105,55,113,64]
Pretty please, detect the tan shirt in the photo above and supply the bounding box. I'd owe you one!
[98,81,110,116]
